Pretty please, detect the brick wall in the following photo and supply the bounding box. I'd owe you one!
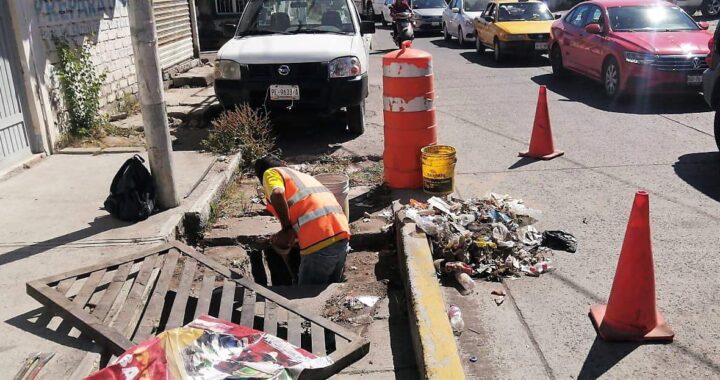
[33,0,138,116]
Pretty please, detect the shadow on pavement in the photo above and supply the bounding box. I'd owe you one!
[5,307,96,351]
[272,113,359,162]
[0,215,130,268]
[673,152,720,202]
[459,51,550,68]
[577,337,640,379]
[508,156,540,169]
[430,38,473,50]
[532,74,712,115]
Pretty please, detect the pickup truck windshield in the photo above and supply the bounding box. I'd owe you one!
[497,3,553,21]
[608,6,699,32]
[237,0,356,35]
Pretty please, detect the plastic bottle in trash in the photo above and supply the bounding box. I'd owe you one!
[448,305,465,336]
[455,272,476,295]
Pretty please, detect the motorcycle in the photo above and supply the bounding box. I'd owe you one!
[391,11,414,47]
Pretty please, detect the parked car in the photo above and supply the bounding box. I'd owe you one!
[702,24,720,150]
[442,0,488,45]
[549,0,711,100]
[412,0,447,32]
[473,0,556,62]
[214,0,376,134]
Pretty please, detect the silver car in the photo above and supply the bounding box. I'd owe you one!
[411,0,446,32]
[442,0,487,45]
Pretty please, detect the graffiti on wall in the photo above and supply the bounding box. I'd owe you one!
[34,0,122,40]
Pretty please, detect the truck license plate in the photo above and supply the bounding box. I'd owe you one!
[270,85,300,100]
[534,42,548,50]
[687,75,702,85]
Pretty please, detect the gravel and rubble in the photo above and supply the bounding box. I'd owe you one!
[403,193,577,285]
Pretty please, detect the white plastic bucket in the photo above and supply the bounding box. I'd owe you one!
[314,173,350,220]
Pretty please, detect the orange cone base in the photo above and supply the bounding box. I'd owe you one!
[589,304,674,342]
[518,150,565,160]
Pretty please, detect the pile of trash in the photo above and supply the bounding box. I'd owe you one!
[404,194,576,291]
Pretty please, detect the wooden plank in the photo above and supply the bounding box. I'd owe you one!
[194,270,216,318]
[55,278,76,296]
[164,258,197,329]
[112,255,161,336]
[239,289,256,328]
[311,323,326,357]
[72,269,107,309]
[133,249,181,341]
[26,283,134,355]
[92,263,133,321]
[174,241,362,342]
[287,312,302,348]
[41,243,172,286]
[264,301,278,337]
[217,279,235,321]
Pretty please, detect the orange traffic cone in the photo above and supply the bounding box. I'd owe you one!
[589,191,674,342]
[519,86,564,160]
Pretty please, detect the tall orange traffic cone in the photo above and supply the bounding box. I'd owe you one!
[519,86,564,160]
[589,191,674,342]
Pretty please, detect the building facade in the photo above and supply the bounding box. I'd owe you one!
[0,0,199,171]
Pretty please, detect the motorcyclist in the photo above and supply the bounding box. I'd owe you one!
[390,0,412,36]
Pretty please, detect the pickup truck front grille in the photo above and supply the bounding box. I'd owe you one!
[651,55,708,72]
[243,63,329,80]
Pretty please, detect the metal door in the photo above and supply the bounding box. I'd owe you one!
[0,0,31,169]
[154,0,195,69]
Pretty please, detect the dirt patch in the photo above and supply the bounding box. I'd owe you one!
[321,281,388,328]
[210,175,266,223]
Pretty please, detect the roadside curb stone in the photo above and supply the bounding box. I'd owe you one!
[393,201,467,380]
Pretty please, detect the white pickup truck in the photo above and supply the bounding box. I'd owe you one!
[214,0,375,134]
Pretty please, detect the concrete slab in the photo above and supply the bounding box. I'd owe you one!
[203,216,280,245]
[172,66,215,88]
[0,152,215,247]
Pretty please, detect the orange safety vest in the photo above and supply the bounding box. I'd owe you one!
[266,167,350,255]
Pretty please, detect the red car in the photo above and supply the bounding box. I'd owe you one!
[549,0,712,99]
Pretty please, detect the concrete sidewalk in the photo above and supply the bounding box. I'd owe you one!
[0,151,232,377]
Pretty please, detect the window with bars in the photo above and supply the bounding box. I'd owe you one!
[216,0,245,14]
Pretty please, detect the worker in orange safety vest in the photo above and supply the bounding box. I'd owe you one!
[254,156,351,285]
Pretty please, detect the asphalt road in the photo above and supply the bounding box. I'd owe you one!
[364,25,720,378]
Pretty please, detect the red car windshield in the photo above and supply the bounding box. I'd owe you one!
[497,3,554,22]
[607,6,699,32]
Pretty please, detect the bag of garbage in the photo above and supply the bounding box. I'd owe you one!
[541,230,577,253]
[103,155,156,222]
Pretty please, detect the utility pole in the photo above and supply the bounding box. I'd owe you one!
[127,0,179,209]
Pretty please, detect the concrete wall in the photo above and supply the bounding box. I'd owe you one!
[7,0,141,154]
[33,0,138,111]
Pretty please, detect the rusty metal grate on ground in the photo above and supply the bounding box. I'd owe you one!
[26,241,368,379]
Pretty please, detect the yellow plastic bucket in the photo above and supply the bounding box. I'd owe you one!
[421,145,457,195]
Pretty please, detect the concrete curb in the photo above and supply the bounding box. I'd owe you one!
[393,201,466,380]
[183,152,243,245]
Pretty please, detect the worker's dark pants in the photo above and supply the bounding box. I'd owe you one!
[298,239,350,285]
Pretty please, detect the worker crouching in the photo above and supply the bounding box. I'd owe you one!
[254,156,351,285]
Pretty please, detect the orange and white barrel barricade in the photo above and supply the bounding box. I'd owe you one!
[382,40,437,189]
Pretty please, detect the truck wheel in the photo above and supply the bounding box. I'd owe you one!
[714,111,720,151]
[348,101,366,135]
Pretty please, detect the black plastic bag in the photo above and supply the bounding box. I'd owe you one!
[542,230,577,253]
[103,155,156,222]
